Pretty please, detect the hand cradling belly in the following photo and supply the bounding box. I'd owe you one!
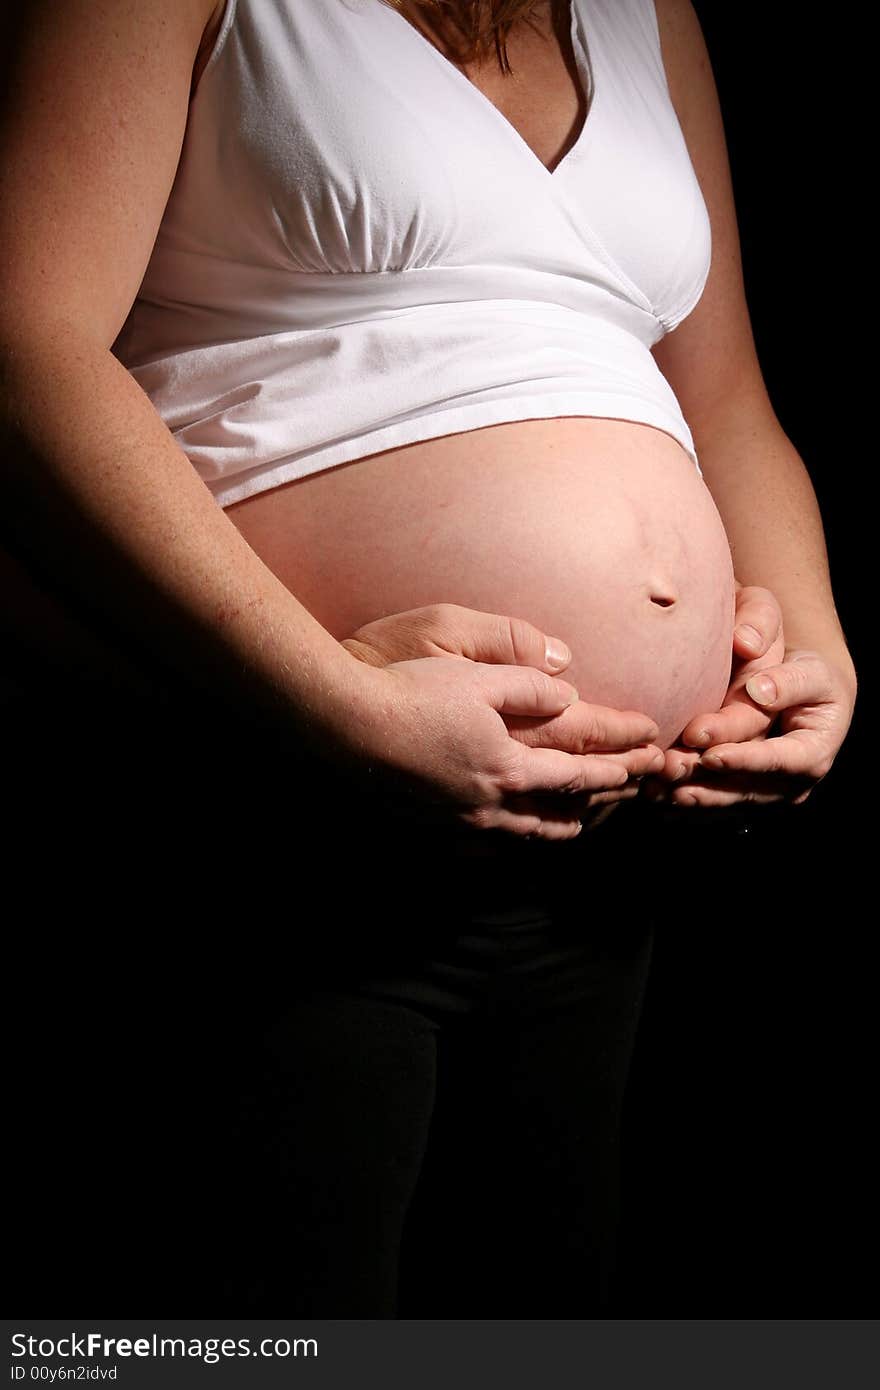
[225,418,737,749]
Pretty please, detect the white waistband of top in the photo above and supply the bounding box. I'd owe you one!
[116,260,702,509]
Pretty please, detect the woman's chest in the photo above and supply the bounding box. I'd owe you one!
[172,0,710,328]
[390,0,589,175]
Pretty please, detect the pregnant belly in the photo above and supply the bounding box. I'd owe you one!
[225,417,736,750]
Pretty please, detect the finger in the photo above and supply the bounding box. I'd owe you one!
[617,744,666,777]
[739,651,833,713]
[504,701,660,751]
[501,786,637,833]
[667,769,814,807]
[580,785,642,807]
[339,634,388,668]
[513,745,631,796]
[341,605,574,674]
[481,663,579,716]
[525,781,645,816]
[697,727,830,778]
[670,786,787,807]
[680,699,772,749]
[505,790,639,833]
[637,773,674,803]
[638,769,795,806]
[732,585,784,661]
[468,801,585,841]
[430,604,573,673]
[511,728,661,783]
[654,747,701,783]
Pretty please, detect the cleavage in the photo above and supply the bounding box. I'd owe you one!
[391,0,591,174]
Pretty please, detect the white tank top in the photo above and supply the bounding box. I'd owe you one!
[111,0,712,507]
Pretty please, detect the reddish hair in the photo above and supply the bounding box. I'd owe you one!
[382,0,559,75]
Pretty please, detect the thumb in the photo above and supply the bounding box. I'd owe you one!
[744,651,831,709]
[733,585,784,660]
[478,663,579,718]
[451,609,572,672]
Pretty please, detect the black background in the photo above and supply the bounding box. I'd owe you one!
[615,1,872,1312]
[6,2,871,1318]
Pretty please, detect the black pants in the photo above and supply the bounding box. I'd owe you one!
[207,847,654,1317]
[9,688,656,1316]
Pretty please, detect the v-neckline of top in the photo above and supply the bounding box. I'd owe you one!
[383,0,597,182]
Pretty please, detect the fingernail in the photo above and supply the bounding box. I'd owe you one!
[736,624,762,651]
[567,686,580,705]
[545,639,571,669]
[701,753,724,769]
[746,675,777,705]
[688,729,711,747]
[674,763,689,780]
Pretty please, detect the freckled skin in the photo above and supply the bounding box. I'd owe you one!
[226,416,736,749]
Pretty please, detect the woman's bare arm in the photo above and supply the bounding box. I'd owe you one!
[1,0,648,839]
[0,0,361,733]
[651,0,852,666]
[644,0,856,805]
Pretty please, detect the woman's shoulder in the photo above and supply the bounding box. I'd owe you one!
[0,0,223,351]
[649,0,708,126]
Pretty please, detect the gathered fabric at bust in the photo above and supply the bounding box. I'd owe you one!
[111,0,712,509]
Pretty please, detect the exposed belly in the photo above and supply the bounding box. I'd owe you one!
[225,417,736,749]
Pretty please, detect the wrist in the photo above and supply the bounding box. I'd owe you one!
[784,636,857,693]
[240,630,391,766]
[779,641,858,717]
[326,650,401,753]
[286,646,415,775]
